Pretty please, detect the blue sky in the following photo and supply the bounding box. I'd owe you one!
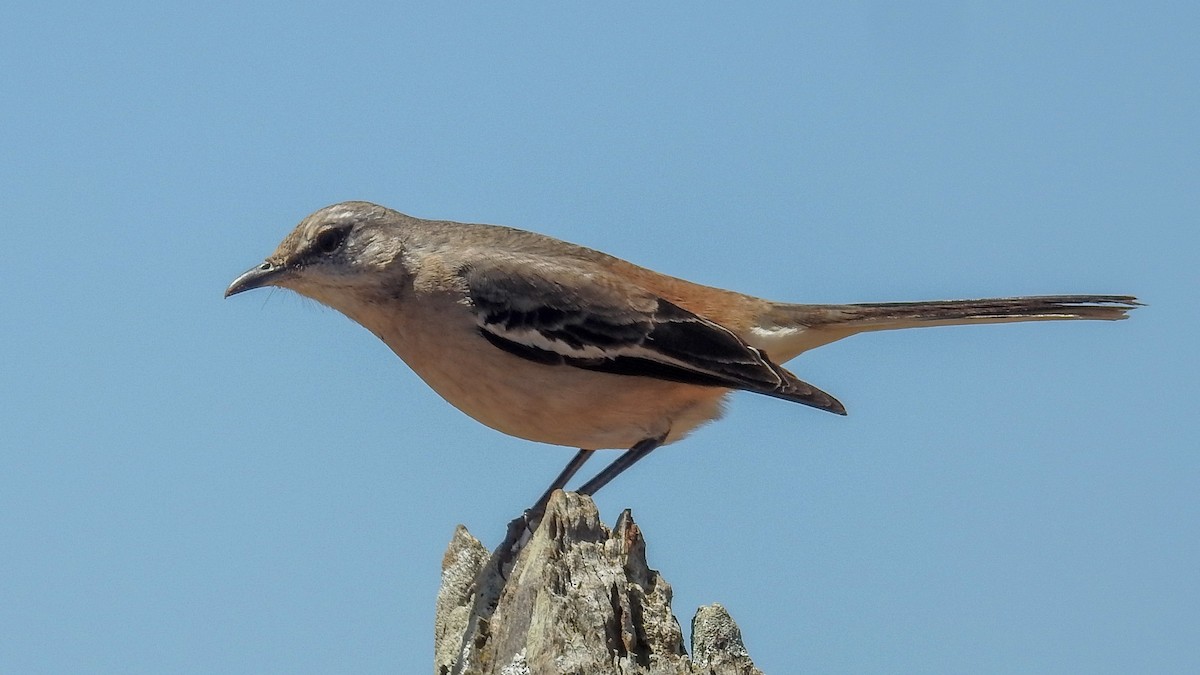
[2,2,1196,673]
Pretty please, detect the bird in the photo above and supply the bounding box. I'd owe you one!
[225,201,1138,509]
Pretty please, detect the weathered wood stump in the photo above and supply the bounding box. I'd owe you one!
[434,491,763,675]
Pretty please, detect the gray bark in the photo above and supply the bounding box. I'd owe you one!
[434,491,764,675]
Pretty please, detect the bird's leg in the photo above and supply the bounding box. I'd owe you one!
[500,449,598,575]
[529,449,596,517]
[576,435,665,496]
[500,438,663,575]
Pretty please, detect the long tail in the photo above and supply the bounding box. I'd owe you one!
[757,295,1140,360]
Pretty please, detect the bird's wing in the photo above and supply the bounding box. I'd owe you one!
[459,256,846,415]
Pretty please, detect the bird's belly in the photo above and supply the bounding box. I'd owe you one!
[382,310,726,449]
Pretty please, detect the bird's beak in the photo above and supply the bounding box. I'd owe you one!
[225,262,287,298]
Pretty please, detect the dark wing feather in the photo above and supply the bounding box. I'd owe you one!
[461,258,846,415]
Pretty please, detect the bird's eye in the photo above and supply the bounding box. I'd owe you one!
[314,227,349,255]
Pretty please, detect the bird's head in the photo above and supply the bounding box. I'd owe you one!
[225,201,410,308]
